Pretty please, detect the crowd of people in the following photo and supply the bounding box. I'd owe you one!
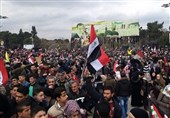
[0,45,170,118]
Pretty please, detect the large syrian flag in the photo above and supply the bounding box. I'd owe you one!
[0,58,9,85]
[87,25,110,73]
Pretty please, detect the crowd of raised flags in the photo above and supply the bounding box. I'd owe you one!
[0,25,169,118]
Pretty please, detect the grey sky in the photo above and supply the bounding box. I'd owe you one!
[0,0,169,40]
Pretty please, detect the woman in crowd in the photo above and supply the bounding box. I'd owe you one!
[64,100,86,118]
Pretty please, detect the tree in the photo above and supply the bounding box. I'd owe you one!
[31,26,42,48]
[23,31,32,45]
[8,33,20,48]
[158,31,169,47]
[18,29,24,48]
[147,21,164,41]
[23,37,32,44]
[0,31,11,48]
[31,26,37,39]
[34,37,41,48]
[139,27,147,39]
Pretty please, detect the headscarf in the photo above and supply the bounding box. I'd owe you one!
[64,100,81,118]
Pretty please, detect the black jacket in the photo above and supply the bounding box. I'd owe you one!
[0,93,11,118]
[116,79,131,97]
[93,97,122,118]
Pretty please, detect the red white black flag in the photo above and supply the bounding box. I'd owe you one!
[0,58,9,85]
[87,25,110,73]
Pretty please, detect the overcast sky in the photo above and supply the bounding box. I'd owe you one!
[0,0,169,40]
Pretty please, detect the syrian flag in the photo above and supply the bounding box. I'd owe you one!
[137,50,144,58]
[28,52,33,58]
[113,60,119,72]
[28,52,35,64]
[28,57,35,64]
[87,25,110,73]
[134,50,144,60]
[0,58,9,85]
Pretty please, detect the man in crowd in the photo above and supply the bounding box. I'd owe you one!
[28,74,40,97]
[18,73,29,87]
[16,99,31,118]
[47,86,68,118]
[116,72,131,118]
[94,86,122,118]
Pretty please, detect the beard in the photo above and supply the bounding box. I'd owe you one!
[104,97,112,102]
